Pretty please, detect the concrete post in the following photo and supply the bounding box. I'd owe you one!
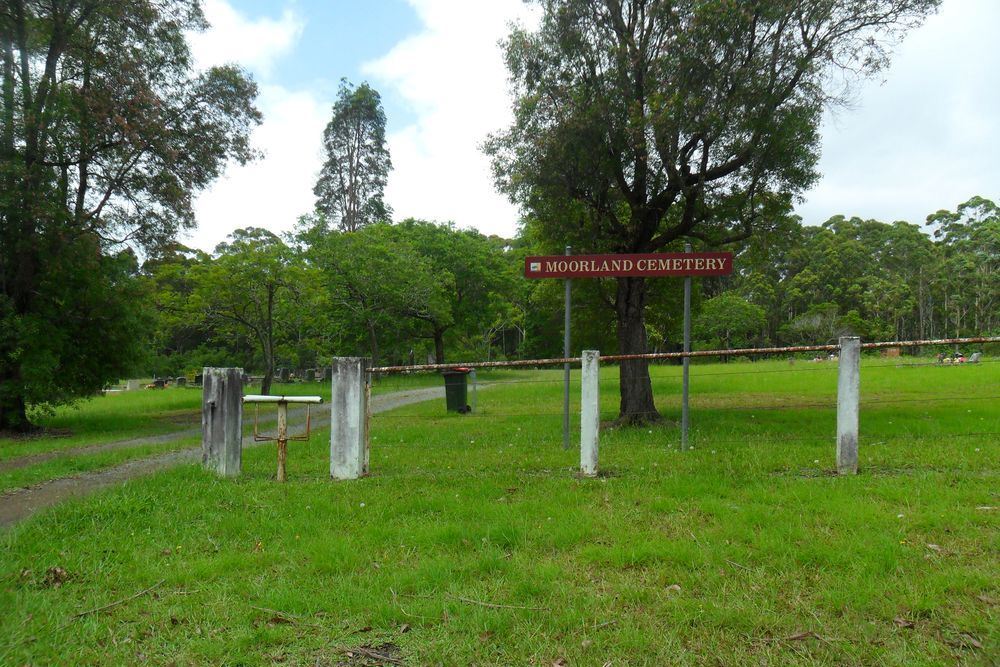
[837,337,860,475]
[202,367,243,477]
[580,350,600,477]
[330,358,371,480]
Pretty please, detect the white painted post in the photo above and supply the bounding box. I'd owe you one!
[202,367,243,477]
[330,358,371,480]
[837,337,860,475]
[580,350,600,477]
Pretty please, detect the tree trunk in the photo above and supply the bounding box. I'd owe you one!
[615,276,659,424]
[0,366,32,432]
[433,328,446,365]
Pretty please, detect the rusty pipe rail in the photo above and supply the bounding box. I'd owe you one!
[368,336,1000,374]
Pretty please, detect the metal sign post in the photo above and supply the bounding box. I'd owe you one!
[681,244,692,450]
[243,394,323,482]
[563,245,572,450]
[524,249,733,444]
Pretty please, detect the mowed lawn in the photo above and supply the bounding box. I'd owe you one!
[0,359,997,665]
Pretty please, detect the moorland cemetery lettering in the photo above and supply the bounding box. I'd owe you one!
[524,252,734,279]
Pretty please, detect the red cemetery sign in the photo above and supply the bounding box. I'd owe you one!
[524,252,733,279]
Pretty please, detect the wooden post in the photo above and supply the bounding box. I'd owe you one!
[580,350,600,477]
[276,402,288,482]
[330,358,371,480]
[202,367,243,477]
[837,337,860,475]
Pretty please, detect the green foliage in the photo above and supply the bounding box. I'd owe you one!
[314,80,392,232]
[395,220,518,362]
[0,0,260,429]
[926,197,1000,337]
[730,201,999,346]
[307,223,453,367]
[189,228,316,394]
[694,293,765,350]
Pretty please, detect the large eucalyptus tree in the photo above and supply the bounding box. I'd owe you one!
[488,0,939,423]
[0,0,260,430]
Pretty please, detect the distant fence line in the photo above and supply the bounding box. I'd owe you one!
[369,336,1000,375]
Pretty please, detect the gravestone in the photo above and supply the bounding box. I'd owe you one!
[279,367,290,383]
[194,373,203,385]
[153,378,165,389]
[316,368,327,382]
[126,379,141,391]
[305,369,316,382]
[175,376,187,387]
[969,352,982,364]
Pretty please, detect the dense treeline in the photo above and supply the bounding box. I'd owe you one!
[0,0,260,430]
[141,196,998,380]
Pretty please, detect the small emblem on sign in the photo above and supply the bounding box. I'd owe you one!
[529,262,541,272]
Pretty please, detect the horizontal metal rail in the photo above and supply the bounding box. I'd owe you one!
[243,395,324,404]
[368,336,1000,374]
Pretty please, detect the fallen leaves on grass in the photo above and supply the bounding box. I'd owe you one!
[893,617,915,629]
[43,566,69,588]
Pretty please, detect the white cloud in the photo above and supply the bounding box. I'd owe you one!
[797,0,1000,225]
[187,0,302,77]
[187,1,326,251]
[363,0,538,238]
[187,85,328,251]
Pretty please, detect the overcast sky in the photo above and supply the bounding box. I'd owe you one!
[187,0,1000,251]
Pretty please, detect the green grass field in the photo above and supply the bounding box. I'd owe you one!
[1,359,997,665]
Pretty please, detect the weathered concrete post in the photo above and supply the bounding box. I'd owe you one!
[837,337,861,475]
[202,367,243,477]
[330,358,371,480]
[580,350,600,477]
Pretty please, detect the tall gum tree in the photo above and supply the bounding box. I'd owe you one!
[314,80,392,232]
[487,0,939,424]
[0,0,260,430]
